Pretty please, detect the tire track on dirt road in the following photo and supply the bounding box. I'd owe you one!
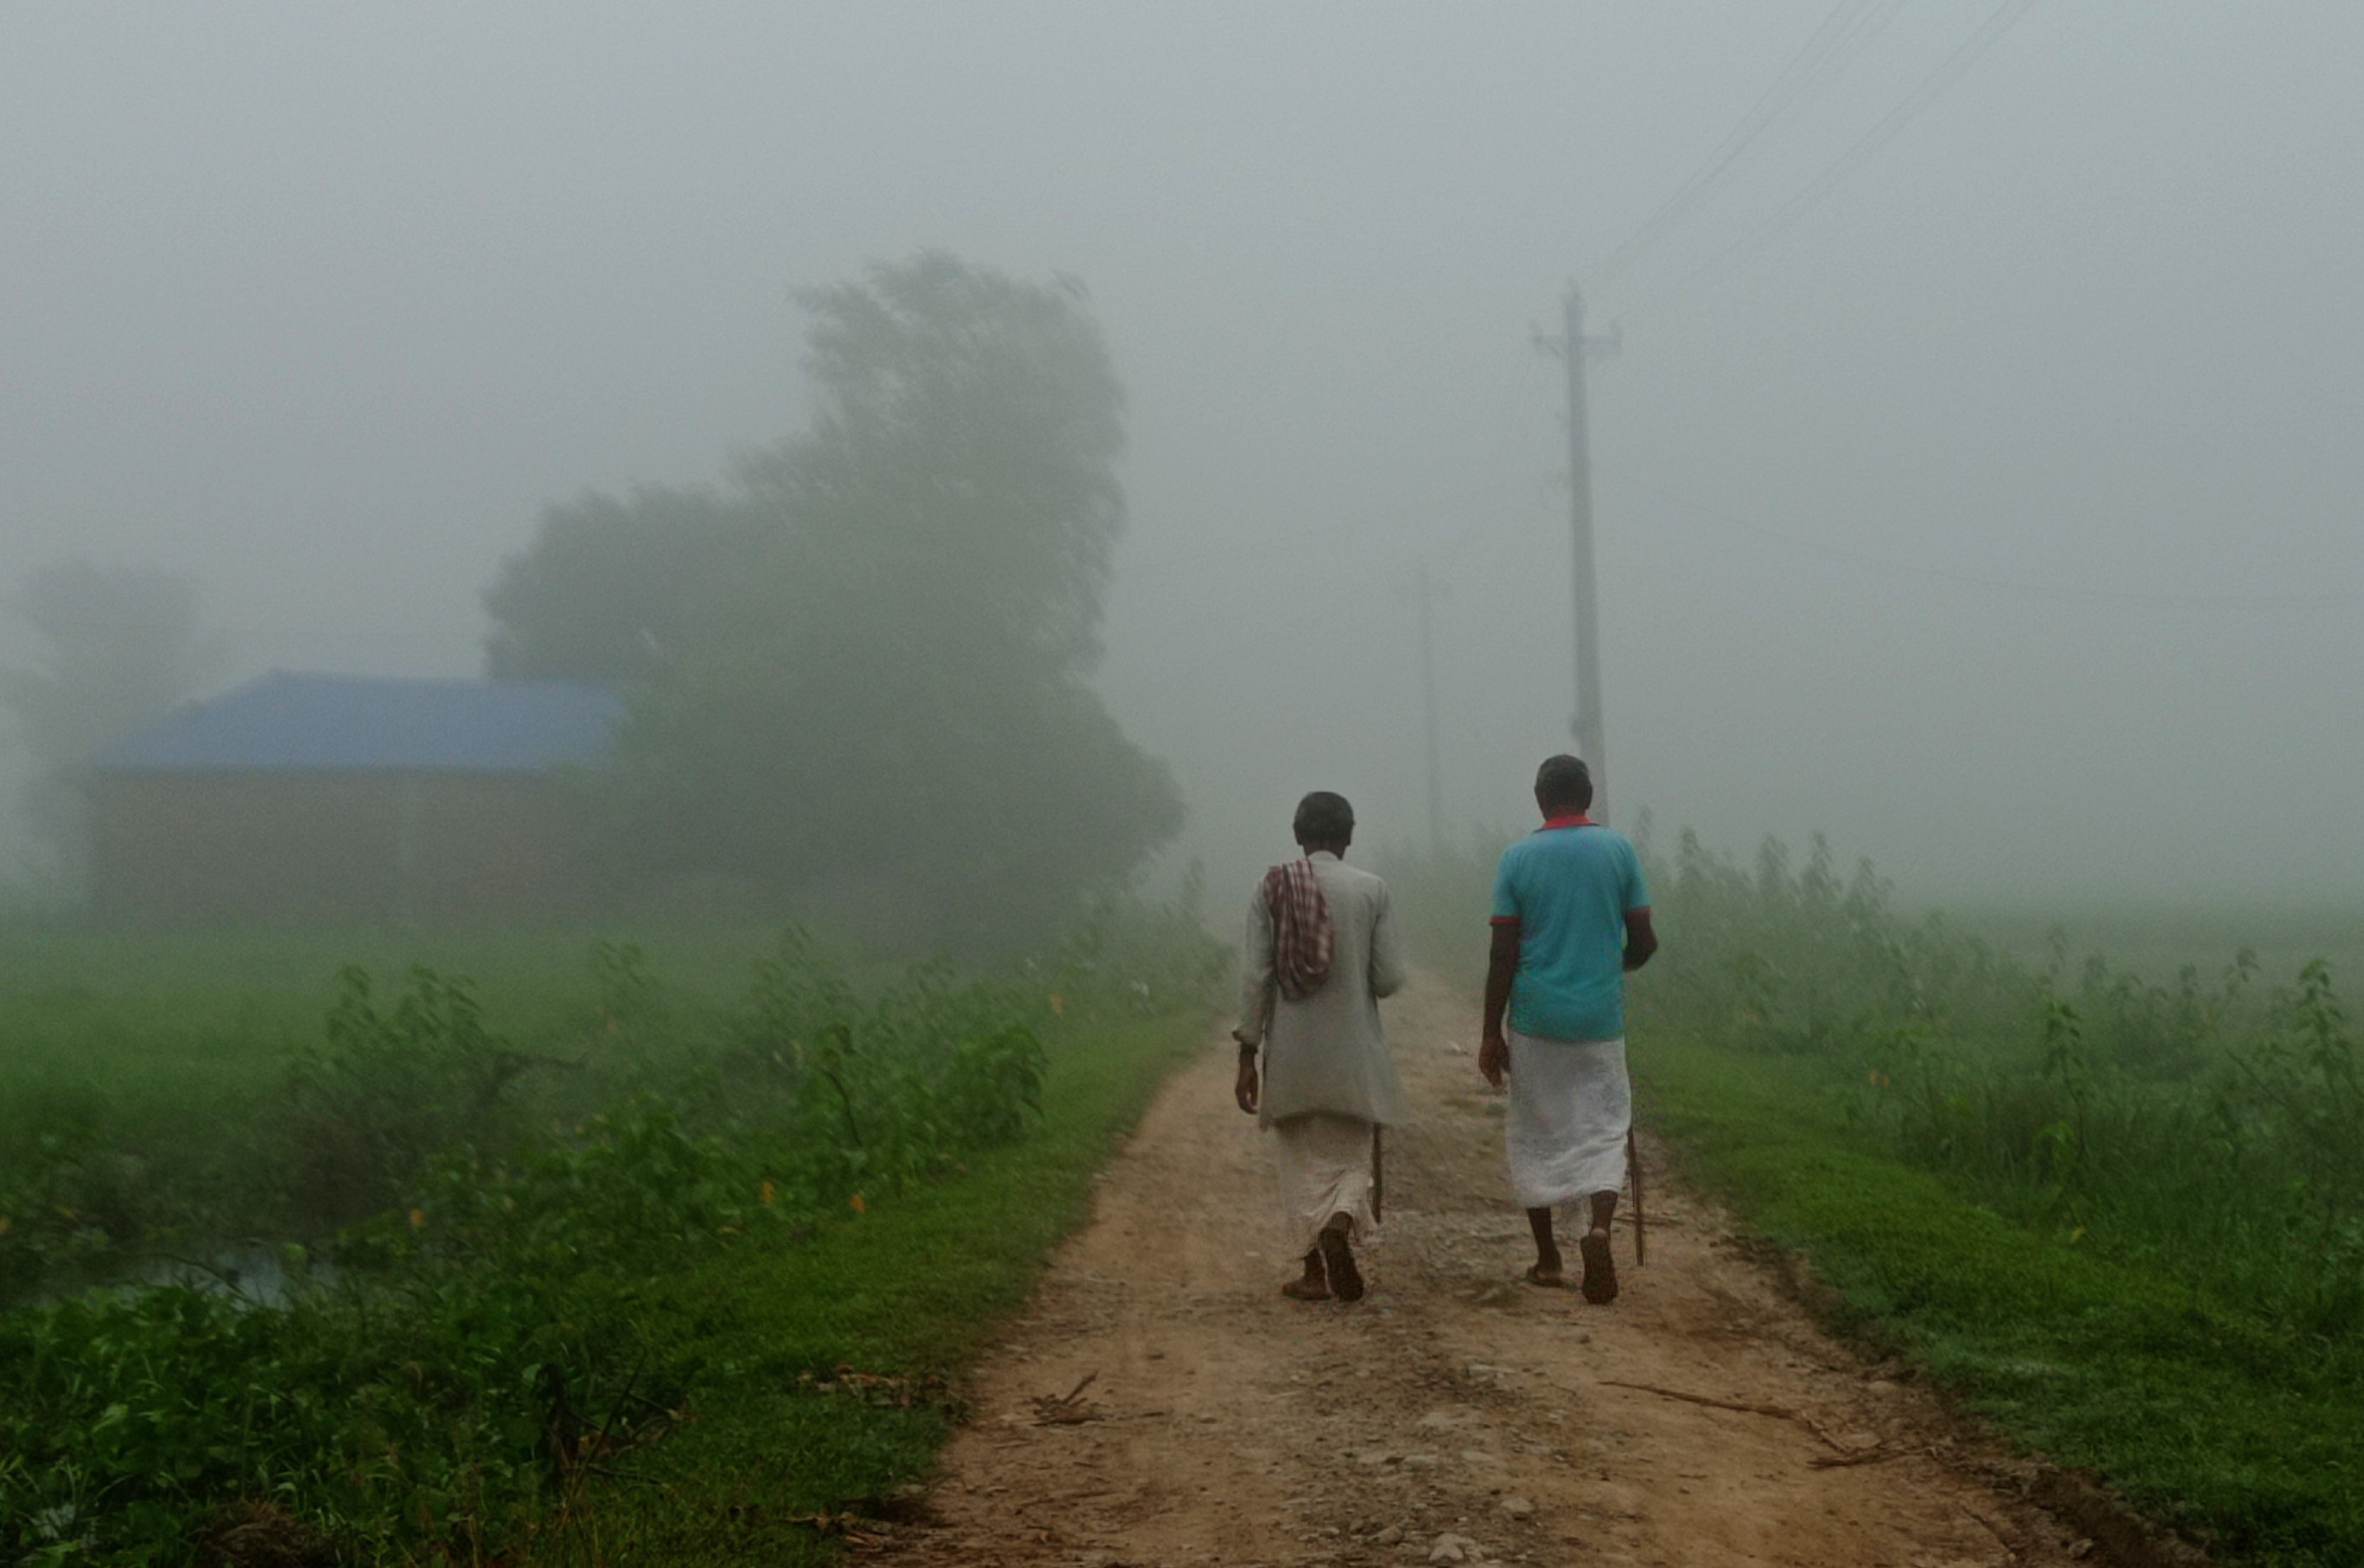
[879,975,2093,1567]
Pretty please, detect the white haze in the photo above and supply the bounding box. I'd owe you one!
[3,3,2359,913]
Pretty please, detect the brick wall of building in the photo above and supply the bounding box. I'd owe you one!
[87,770,599,924]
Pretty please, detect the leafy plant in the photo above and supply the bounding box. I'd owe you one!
[0,925,1097,1564]
[278,965,573,1233]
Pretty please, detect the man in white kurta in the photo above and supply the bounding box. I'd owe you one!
[1233,791,1410,1301]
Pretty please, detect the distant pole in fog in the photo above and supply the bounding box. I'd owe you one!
[1408,563,1450,854]
[1536,287,1621,818]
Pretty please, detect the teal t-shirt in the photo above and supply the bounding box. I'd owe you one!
[1489,821,1649,1042]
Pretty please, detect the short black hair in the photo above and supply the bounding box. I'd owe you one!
[1293,791,1355,845]
[1534,754,1593,811]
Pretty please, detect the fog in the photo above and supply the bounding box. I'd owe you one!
[5,3,2360,916]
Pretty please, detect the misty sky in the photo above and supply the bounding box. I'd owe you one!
[4,3,2360,910]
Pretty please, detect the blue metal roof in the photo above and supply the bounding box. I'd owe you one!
[90,672,624,774]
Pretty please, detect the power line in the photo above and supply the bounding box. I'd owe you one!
[1649,0,2045,308]
[1602,464,2364,611]
[1122,356,1562,577]
[1592,0,1910,288]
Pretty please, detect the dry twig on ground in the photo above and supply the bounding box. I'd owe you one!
[1030,1370,1103,1424]
[1599,1378,1863,1456]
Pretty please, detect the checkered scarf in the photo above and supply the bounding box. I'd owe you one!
[1262,857,1334,1002]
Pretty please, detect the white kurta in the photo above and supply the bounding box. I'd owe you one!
[1238,852,1409,1254]
[1236,852,1410,1128]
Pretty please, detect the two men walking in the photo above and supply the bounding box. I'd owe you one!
[1235,758,1654,1304]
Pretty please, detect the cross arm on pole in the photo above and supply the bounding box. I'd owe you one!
[1531,319,1623,362]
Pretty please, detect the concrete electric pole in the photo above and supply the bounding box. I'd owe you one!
[1535,287,1621,817]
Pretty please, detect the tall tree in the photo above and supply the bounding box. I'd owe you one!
[482,484,752,683]
[0,559,220,884]
[485,254,1181,948]
[737,252,1128,677]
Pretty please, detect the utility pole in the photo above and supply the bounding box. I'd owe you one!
[1535,287,1621,817]
[1408,564,1450,854]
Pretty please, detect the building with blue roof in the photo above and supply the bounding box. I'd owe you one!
[85,673,624,923]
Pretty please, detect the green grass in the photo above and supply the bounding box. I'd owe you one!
[1387,826,2363,1561]
[1639,1038,2364,1567]
[0,920,793,1032]
[0,923,794,1134]
[0,916,1220,1563]
[556,1010,1206,1563]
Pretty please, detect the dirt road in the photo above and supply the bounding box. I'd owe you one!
[882,977,2090,1567]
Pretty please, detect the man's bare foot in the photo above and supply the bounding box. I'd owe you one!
[1579,1226,1619,1304]
[1282,1248,1329,1301]
[1317,1220,1365,1303]
[1524,1206,1563,1291]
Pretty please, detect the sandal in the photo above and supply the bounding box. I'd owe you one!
[1317,1226,1365,1303]
[1579,1228,1619,1304]
[1523,1264,1569,1290]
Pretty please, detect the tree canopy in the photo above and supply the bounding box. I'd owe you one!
[482,484,752,684]
[483,253,1180,948]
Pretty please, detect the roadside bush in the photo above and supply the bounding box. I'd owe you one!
[280,965,573,1233]
[1632,828,2359,1337]
[1386,819,2363,1338]
[0,926,1100,1564]
[1035,870,1235,1021]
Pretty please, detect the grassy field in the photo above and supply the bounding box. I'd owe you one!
[0,911,1222,1564]
[0,922,808,1310]
[572,1007,1203,1563]
[11,859,2360,1564]
[1385,827,2364,1567]
[0,922,788,1096]
[1639,1040,2362,1566]
[1953,902,2364,989]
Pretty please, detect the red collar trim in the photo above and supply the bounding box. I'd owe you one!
[1540,813,1593,830]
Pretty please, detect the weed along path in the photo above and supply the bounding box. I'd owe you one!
[878,976,2091,1568]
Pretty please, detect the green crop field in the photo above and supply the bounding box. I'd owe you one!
[0,905,1224,1565]
[1953,903,2364,992]
[1385,829,2364,1567]
[9,839,2361,1566]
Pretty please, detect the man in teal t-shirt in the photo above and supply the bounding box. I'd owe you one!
[1479,754,1657,1303]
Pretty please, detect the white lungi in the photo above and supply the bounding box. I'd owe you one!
[1505,1031,1629,1212]
[1274,1111,1378,1255]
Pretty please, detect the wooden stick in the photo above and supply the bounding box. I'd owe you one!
[1030,1370,1102,1424]
[1372,1125,1385,1223]
[1597,1379,1850,1455]
[1626,1128,1647,1266]
[1599,1378,1797,1420]
[1807,1446,1910,1469]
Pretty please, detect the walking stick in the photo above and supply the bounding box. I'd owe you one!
[1371,1126,1385,1223]
[1626,1128,1647,1266]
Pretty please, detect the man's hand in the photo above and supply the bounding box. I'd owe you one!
[1234,1047,1261,1115]
[1481,920,1519,1092]
[1479,1031,1511,1089]
[1623,906,1658,971]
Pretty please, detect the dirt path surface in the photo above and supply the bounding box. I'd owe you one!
[881,977,2090,1568]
